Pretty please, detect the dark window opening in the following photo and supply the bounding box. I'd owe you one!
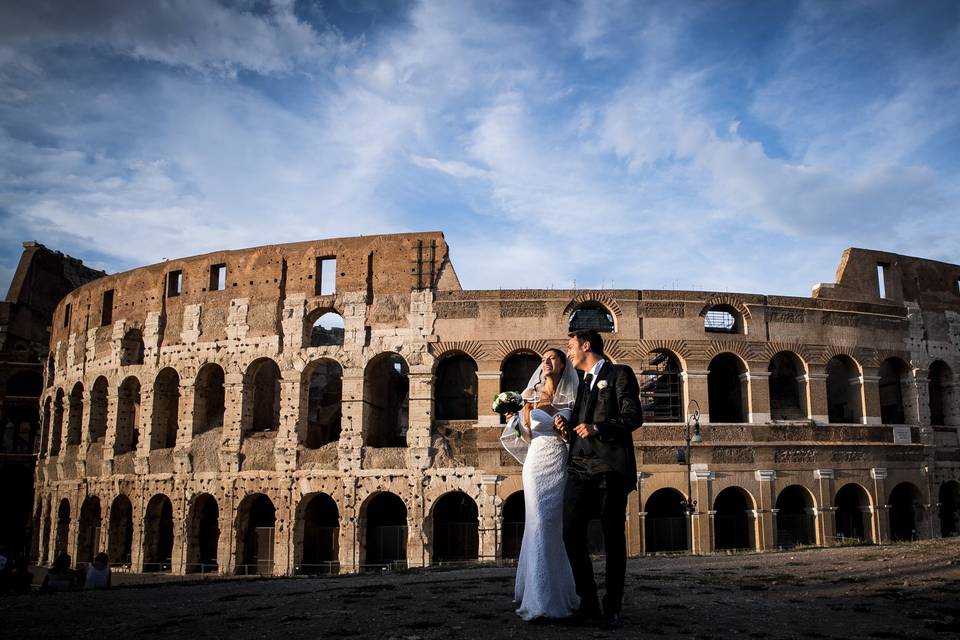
[568,304,615,333]
[769,352,805,421]
[316,257,336,296]
[826,356,861,424]
[209,264,226,291]
[434,355,478,421]
[363,354,409,447]
[63,303,71,328]
[775,486,816,548]
[310,311,344,347]
[879,358,908,424]
[644,488,689,553]
[306,359,342,448]
[167,270,183,297]
[431,492,479,564]
[641,351,683,422]
[704,306,738,333]
[101,290,114,325]
[707,353,747,423]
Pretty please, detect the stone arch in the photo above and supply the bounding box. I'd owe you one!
[303,358,342,448]
[826,355,863,424]
[360,491,407,570]
[107,494,134,566]
[363,353,409,447]
[707,353,749,423]
[235,493,276,575]
[77,496,102,564]
[245,358,281,434]
[879,357,911,424]
[835,483,872,543]
[928,360,953,426]
[567,299,617,333]
[430,491,479,564]
[501,491,524,560]
[938,480,960,538]
[54,497,70,556]
[120,327,145,366]
[115,376,141,454]
[774,485,817,548]
[713,486,756,551]
[430,341,487,363]
[562,292,623,320]
[88,376,109,443]
[193,363,225,436]
[295,492,340,574]
[307,308,345,347]
[142,493,174,572]
[66,381,84,446]
[644,488,688,553]
[151,368,180,449]
[186,493,220,573]
[434,353,478,421]
[699,295,752,323]
[889,482,924,542]
[50,389,65,455]
[640,350,684,422]
[768,351,807,421]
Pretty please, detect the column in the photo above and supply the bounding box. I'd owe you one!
[683,367,710,423]
[406,369,433,470]
[691,467,714,553]
[479,474,501,563]
[274,369,301,471]
[220,377,245,473]
[476,365,502,426]
[338,368,364,473]
[339,481,358,574]
[173,378,195,474]
[134,381,153,475]
[102,384,120,475]
[813,469,836,545]
[749,370,771,423]
[626,473,642,556]
[870,468,889,543]
[861,369,882,426]
[806,366,829,424]
[754,470,776,550]
[170,487,187,575]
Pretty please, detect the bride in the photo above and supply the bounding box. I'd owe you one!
[501,349,580,621]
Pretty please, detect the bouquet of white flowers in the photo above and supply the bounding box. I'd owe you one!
[492,391,524,415]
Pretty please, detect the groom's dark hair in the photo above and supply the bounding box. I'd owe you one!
[568,329,604,357]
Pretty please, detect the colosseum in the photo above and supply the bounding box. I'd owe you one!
[32,231,960,575]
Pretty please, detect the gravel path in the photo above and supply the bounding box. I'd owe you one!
[3,539,959,639]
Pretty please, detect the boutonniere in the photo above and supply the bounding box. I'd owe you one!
[597,380,608,390]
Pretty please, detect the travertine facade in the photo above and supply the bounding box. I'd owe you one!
[32,232,960,574]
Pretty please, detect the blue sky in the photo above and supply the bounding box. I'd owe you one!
[1,0,957,296]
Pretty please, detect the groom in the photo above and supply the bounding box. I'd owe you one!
[555,329,642,629]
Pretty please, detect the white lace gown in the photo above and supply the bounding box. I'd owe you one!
[513,408,580,620]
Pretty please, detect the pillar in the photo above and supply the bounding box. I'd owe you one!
[813,469,836,545]
[274,369,301,471]
[683,368,710,423]
[749,370,771,423]
[174,379,195,474]
[479,474,501,563]
[806,368,829,424]
[220,378,245,473]
[691,467,713,553]
[406,369,433,470]
[626,474,642,555]
[754,470,776,550]
[870,467,889,543]
[339,367,364,472]
[861,370,882,425]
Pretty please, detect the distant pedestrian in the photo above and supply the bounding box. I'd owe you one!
[41,553,74,592]
[84,552,111,589]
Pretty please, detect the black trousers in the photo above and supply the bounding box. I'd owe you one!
[563,468,629,614]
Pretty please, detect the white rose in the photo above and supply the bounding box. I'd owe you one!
[597,380,608,390]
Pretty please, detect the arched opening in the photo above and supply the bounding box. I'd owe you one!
[151,368,180,449]
[120,328,145,366]
[305,359,342,448]
[769,352,806,421]
[235,494,276,575]
[707,354,748,423]
[713,487,754,551]
[40,397,51,456]
[434,354,478,421]
[644,488,688,553]
[246,359,281,434]
[879,358,910,424]
[703,305,742,334]
[363,492,407,570]
[928,361,952,426]
[309,311,345,347]
[187,493,220,573]
[500,351,540,423]
[143,494,174,572]
[66,382,84,446]
[640,350,684,422]
[50,389,64,455]
[363,353,409,447]
[501,491,524,560]
[775,485,816,548]
[835,483,871,543]
[938,481,959,538]
[431,492,479,564]
[77,496,102,564]
[107,495,133,566]
[889,482,923,542]
[826,356,862,424]
[55,498,70,555]
[88,377,109,443]
[115,377,141,454]
[568,303,615,333]
[193,363,225,436]
[297,493,339,574]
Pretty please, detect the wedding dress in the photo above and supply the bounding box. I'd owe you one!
[505,406,581,621]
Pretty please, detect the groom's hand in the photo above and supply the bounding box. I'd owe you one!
[574,423,599,438]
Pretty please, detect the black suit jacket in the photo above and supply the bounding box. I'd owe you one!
[567,361,643,487]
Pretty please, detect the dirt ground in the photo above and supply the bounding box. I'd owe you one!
[3,539,959,639]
